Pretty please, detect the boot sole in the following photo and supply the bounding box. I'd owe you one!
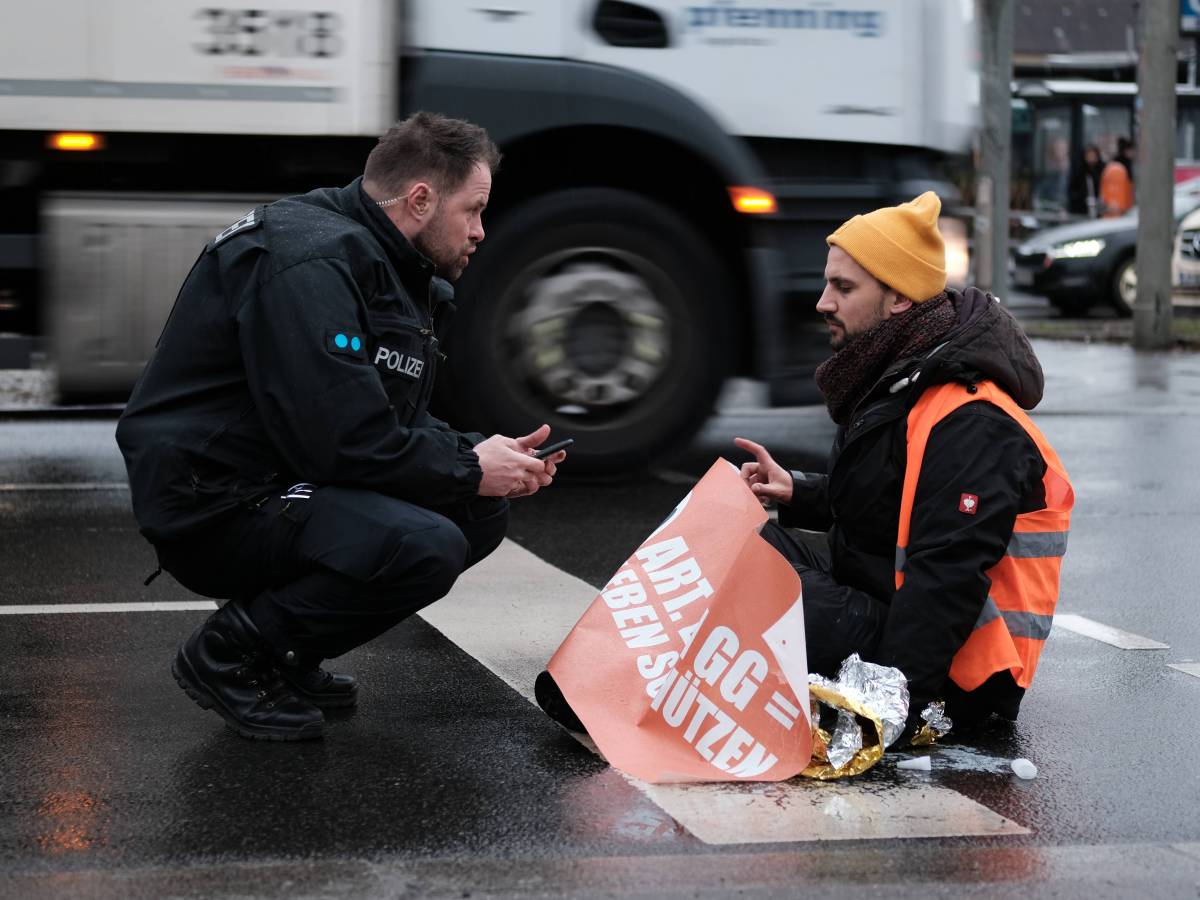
[171,653,323,742]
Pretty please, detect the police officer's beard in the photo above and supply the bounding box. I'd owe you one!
[414,217,469,282]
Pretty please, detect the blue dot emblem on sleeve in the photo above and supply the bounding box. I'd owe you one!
[327,330,365,358]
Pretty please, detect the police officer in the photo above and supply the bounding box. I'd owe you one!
[117,112,567,742]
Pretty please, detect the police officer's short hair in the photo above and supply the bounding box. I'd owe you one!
[365,112,501,196]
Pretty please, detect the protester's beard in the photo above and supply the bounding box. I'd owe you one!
[825,314,874,352]
[825,297,889,352]
[825,316,848,352]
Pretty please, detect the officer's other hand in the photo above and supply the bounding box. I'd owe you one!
[474,427,555,498]
[733,437,793,507]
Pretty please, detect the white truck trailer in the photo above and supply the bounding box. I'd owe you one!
[0,0,973,471]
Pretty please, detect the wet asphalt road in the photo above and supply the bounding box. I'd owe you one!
[3,316,1200,895]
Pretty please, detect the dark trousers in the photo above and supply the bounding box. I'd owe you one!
[758,520,889,678]
[156,487,509,661]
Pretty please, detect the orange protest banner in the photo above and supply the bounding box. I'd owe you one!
[547,460,812,783]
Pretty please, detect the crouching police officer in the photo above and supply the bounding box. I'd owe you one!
[116,112,567,741]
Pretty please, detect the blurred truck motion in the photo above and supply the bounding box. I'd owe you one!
[0,0,974,471]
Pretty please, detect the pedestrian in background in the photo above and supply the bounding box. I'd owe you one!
[1036,136,1070,212]
[1100,137,1136,217]
[735,192,1074,743]
[117,112,568,742]
[1067,144,1105,218]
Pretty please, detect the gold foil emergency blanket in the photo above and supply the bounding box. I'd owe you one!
[799,654,911,780]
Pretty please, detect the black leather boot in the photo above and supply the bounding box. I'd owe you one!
[278,655,358,709]
[172,602,323,741]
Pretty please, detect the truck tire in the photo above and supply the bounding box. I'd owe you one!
[442,188,735,474]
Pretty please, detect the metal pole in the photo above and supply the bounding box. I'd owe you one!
[975,0,1013,298]
[1133,0,1177,349]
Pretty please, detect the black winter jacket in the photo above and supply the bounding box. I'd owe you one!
[781,288,1048,731]
[116,178,484,544]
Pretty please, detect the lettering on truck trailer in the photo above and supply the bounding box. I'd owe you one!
[685,4,886,39]
[193,9,344,58]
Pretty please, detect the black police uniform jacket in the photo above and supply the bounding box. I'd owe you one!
[116,178,484,545]
[780,288,1048,731]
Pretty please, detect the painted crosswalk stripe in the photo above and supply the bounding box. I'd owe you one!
[0,601,217,615]
[423,539,1028,844]
[1053,613,1169,650]
[1168,662,1200,678]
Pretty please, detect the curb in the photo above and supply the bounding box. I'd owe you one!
[1021,320,1200,351]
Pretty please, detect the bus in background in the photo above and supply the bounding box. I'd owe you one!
[1012,77,1200,222]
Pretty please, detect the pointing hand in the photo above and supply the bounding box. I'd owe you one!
[733,437,793,507]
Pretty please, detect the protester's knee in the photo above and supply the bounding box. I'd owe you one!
[758,520,791,556]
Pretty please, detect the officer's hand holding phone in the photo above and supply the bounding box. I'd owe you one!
[474,424,568,498]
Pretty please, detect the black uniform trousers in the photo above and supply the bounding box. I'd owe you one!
[758,520,889,678]
[156,487,509,661]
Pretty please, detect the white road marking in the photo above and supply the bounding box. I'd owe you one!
[424,539,1028,844]
[0,483,129,491]
[1168,662,1200,678]
[1053,613,1169,650]
[0,601,217,615]
[643,779,1027,843]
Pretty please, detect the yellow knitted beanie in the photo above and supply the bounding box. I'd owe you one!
[826,191,947,302]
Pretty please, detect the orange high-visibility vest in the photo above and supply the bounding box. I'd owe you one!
[894,381,1074,691]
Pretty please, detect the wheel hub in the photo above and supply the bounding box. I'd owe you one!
[509,256,671,411]
[1119,263,1137,307]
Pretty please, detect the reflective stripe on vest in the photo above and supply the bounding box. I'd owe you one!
[894,380,1074,691]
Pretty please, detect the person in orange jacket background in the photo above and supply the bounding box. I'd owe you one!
[1099,137,1136,217]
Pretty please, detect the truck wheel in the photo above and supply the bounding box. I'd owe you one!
[444,188,735,474]
[1110,255,1137,316]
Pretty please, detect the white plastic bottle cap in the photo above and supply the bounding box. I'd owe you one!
[1010,757,1037,779]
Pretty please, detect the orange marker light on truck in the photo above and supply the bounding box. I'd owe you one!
[728,186,777,215]
[49,132,104,151]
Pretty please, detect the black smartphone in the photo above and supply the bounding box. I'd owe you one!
[534,438,574,460]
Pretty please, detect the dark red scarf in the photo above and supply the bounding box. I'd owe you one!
[814,293,957,425]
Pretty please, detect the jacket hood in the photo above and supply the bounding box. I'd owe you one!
[917,287,1044,410]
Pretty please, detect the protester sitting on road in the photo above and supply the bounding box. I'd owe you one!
[735,191,1074,743]
[116,112,568,742]
[534,193,1074,746]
